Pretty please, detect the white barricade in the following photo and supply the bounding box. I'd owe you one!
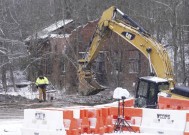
[140,108,187,135]
[21,109,66,135]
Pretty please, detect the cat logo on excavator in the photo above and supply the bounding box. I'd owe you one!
[121,32,135,40]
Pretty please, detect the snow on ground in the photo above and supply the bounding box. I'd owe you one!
[0,86,38,100]
[0,71,34,135]
[0,70,38,100]
[0,86,28,135]
[0,123,156,135]
[0,119,23,135]
[0,119,155,135]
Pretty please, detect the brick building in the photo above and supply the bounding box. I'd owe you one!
[25,19,74,89]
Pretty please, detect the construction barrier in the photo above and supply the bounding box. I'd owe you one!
[21,109,66,135]
[140,108,187,135]
[184,113,189,135]
[158,96,189,110]
[21,97,189,135]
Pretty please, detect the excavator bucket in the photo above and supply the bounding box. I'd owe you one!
[78,70,105,96]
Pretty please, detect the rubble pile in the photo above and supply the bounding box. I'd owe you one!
[0,94,31,103]
[61,89,114,105]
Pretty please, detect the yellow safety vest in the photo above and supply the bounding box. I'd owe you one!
[35,77,49,86]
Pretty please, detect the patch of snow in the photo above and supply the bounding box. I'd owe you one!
[42,19,73,34]
[0,119,23,135]
[50,33,70,38]
[140,76,168,83]
[0,85,38,100]
[0,70,38,99]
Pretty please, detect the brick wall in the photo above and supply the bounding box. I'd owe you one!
[49,37,68,89]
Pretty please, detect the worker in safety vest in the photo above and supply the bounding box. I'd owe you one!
[35,74,49,102]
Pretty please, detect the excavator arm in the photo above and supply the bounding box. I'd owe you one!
[107,20,174,85]
[78,6,174,95]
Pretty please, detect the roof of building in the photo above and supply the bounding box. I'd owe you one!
[25,19,73,41]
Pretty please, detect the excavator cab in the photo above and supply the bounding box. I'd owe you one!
[135,76,169,108]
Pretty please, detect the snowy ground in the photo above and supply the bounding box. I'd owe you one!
[0,81,116,135]
[0,119,23,135]
[0,120,155,135]
[0,119,155,135]
[0,85,31,135]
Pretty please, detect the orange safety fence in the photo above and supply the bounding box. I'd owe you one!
[62,107,113,134]
[124,107,142,132]
[66,118,80,135]
[158,96,189,110]
[63,106,121,134]
[26,99,189,135]
[109,107,142,132]
[119,98,135,107]
[36,98,138,134]
[81,117,90,134]
[184,113,189,135]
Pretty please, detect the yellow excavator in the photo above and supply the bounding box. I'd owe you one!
[78,6,189,107]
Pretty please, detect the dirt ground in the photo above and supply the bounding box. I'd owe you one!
[0,89,115,120]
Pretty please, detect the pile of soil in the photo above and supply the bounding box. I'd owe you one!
[61,89,114,105]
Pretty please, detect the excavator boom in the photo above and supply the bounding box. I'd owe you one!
[78,6,174,95]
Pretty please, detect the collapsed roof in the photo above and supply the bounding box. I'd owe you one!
[25,19,73,42]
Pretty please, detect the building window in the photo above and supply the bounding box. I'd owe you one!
[95,52,106,72]
[128,50,139,73]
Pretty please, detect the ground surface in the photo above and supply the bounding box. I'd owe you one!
[0,89,114,120]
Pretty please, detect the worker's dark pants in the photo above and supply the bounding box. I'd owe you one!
[38,88,46,101]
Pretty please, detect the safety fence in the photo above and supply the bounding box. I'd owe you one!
[158,96,189,110]
[21,97,189,135]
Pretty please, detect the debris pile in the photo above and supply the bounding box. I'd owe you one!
[0,94,31,103]
[61,89,114,105]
